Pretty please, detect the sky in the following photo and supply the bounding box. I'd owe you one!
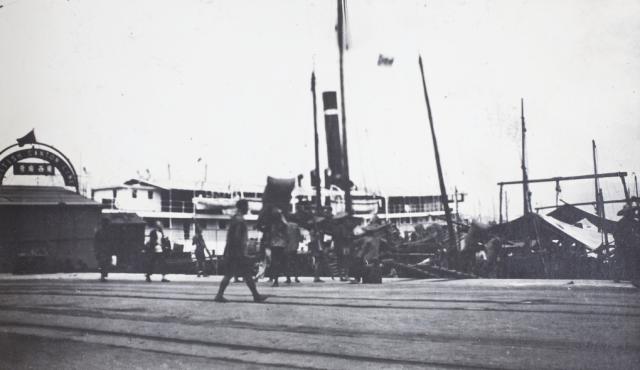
[0,0,638,220]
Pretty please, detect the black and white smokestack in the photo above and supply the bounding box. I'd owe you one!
[322,91,344,187]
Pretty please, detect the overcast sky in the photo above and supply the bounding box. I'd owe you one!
[0,0,638,220]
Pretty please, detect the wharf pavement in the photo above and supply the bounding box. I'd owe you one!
[0,273,638,369]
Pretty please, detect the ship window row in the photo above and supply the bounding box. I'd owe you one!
[193,191,263,199]
[109,189,154,199]
[160,201,194,213]
[107,189,258,201]
[387,202,443,213]
[145,219,228,231]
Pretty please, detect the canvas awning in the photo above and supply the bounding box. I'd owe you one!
[538,214,609,251]
[491,213,609,251]
[547,203,617,234]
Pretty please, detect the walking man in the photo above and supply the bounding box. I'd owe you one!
[268,208,288,287]
[214,200,267,303]
[94,218,112,282]
[145,221,170,283]
[285,220,303,284]
[309,229,326,283]
[193,224,212,277]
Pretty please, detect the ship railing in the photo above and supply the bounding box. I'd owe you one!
[160,201,194,213]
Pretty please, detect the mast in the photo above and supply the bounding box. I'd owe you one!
[418,56,457,261]
[498,184,504,223]
[337,0,352,214]
[620,174,631,204]
[168,163,172,229]
[599,188,609,245]
[521,99,531,215]
[592,140,601,217]
[203,163,208,187]
[455,187,461,246]
[454,187,460,220]
[592,140,610,245]
[505,191,509,222]
[311,72,322,212]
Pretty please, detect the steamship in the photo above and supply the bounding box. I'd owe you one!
[92,178,461,255]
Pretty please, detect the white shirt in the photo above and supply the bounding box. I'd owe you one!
[154,230,164,253]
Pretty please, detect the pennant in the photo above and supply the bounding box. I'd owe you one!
[377,54,394,66]
[17,129,37,147]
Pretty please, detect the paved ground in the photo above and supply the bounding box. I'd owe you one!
[0,273,638,370]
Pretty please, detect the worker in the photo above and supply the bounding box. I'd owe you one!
[214,200,267,303]
[94,218,112,282]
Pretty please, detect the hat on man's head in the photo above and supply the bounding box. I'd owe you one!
[236,199,249,209]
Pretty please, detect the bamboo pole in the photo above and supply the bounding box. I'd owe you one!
[418,55,457,264]
[337,0,352,214]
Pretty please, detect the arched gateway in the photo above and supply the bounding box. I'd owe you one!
[0,131,101,273]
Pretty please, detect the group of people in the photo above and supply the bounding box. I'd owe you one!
[256,207,306,286]
[93,219,174,283]
[94,199,376,291]
[95,203,375,303]
[254,207,376,286]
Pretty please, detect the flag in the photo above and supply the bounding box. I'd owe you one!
[17,129,36,146]
[377,54,394,66]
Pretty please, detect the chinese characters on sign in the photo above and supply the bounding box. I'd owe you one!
[13,162,55,176]
[0,148,77,187]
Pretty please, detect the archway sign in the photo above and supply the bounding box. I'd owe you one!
[0,131,79,193]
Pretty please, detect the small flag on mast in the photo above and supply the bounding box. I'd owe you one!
[377,54,394,66]
[17,129,37,146]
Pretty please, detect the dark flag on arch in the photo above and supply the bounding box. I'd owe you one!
[377,54,394,66]
[17,129,37,147]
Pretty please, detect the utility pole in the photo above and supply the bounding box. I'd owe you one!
[336,0,352,214]
[418,55,457,266]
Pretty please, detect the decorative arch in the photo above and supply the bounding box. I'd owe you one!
[0,143,79,192]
